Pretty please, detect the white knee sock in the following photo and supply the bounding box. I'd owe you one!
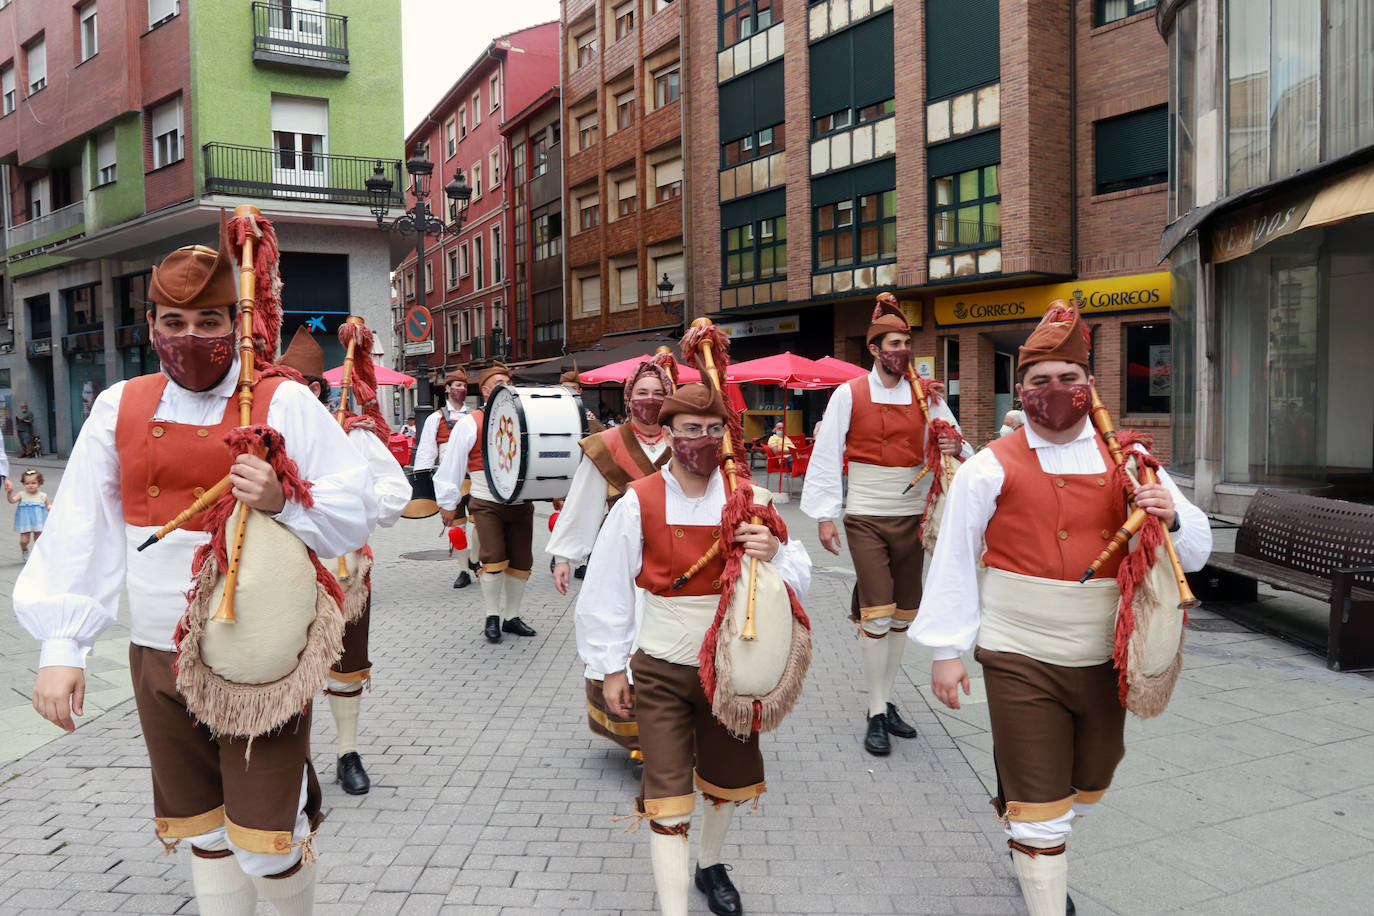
[697,801,734,869]
[884,627,908,705]
[502,573,528,618]
[190,852,257,916]
[480,570,504,616]
[859,627,890,717]
[649,815,690,916]
[251,859,316,916]
[467,523,481,563]
[1011,841,1068,916]
[452,544,470,570]
[326,683,362,756]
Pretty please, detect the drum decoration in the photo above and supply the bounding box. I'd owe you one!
[483,384,590,503]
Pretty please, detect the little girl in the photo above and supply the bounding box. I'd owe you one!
[10,468,50,560]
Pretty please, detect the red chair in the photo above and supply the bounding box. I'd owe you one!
[789,445,812,482]
[762,444,792,493]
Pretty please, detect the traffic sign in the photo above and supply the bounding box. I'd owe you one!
[405,306,432,343]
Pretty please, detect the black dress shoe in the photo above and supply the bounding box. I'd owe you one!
[1066,892,1076,915]
[864,714,890,756]
[574,564,587,579]
[484,615,502,642]
[694,863,743,916]
[502,617,537,637]
[337,752,370,795]
[453,571,472,589]
[885,702,918,739]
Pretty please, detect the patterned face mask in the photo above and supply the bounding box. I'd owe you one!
[150,327,235,392]
[671,432,723,476]
[1021,381,1092,431]
[630,395,665,426]
[876,347,912,377]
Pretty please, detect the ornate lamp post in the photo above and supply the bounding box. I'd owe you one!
[657,272,683,327]
[366,147,471,432]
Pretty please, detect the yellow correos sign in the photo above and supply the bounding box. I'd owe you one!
[933,272,1171,326]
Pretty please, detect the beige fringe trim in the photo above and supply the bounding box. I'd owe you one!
[176,555,345,748]
[921,491,946,553]
[338,552,372,624]
[710,613,813,740]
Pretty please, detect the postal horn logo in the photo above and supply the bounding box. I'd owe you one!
[953,301,969,320]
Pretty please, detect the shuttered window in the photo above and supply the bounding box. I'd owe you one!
[1095,105,1168,194]
[928,129,1001,178]
[720,61,784,144]
[809,12,894,125]
[926,0,999,100]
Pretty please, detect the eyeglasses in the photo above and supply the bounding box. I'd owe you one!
[672,423,727,440]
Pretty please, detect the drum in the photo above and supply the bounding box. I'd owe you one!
[483,384,589,503]
[402,467,439,519]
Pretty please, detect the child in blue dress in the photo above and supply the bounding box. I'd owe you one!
[10,468,50,560]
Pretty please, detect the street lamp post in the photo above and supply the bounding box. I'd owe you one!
[657,272,682,328]
[366,147,472,433]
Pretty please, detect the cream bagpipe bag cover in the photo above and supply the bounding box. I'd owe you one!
[697,483,813,739]
[175,425,346,740]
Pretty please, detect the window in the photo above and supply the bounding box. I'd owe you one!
[148,0,177,30]
[720,0,779,48]
[577,112,598,150]
[95,130,116,185]
[448,312,463,352]
[1095,0,1157,27]
[720,62,784,160]
[491,225,502,283]
[533,212,562,260]
[150,96,184,168]
[576,30,597,68]
[617,263,639,307]
[614,2,635,40]
[615,89,635,130]
[578,194,600,230]
[653,0,676,11]
[271,95,327,175]
[489,148,500,187]
[460,242,470,276]
[926,0,996,100]
[458,105,467,138]
[722,123,785,167]
[424,260,433,293]
[810,14,895,138]
[1123,322,1171,415]
[471,91,481,125]
[26,176,47,220]
[1094,106,1168,194]
[79,3,98,62]
[578,274,601,315]
[652,251,685,301]
[474,235,484,287]
[724,216,787,284]
[445,118,457,157]
[616,177,638,217]
[447,248,460,288]
[931,166,999,251]
[531,131,549,177]
[654,157,682,203]
[818,191,896,268]
[2,65,15,116]
[404,270,415,299]
[654,66,680,108]
[25,37,45,94]
[471,162,482,198]
[489,73,500,110]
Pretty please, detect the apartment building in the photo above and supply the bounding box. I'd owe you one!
[502,87,565,362]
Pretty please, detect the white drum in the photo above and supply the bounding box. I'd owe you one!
[483,384,589,503]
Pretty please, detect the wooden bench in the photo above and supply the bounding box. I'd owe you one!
[1192,489,1374,671]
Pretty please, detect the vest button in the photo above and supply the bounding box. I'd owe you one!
[148,485,161,497]
[151,426,165,437]
[1058,529,1068,540]
[193,487,206,498]
[904,439,911,446]
[711,527,720,539]
[882,439,888,446]
[712,579,722,589]
[1102,529,1111,539]
[1097,478,1107,487]
[881,406,889,413]
[1055,478,1066,488]
[197,429,210,438]
[674,528,684,538]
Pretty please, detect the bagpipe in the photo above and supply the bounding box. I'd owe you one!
[676,318,812,739]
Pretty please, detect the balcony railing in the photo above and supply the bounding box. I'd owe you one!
[203,143,402,207]
[251,2,348,72]
[7,201,84,250]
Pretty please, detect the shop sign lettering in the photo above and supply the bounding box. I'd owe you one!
[934,272,1171,326]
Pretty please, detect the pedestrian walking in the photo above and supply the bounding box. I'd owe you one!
[9,468,50,561]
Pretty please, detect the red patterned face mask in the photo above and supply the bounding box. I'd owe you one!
[1021,382,1092,431]
[151,327,236,392]
[876,347,912,377]
[630,396,664,426]
[672,433,722,476]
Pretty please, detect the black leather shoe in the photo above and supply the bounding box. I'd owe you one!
[1066,892,1076,915]
[502,617,537,637]
[453,571,472,589]
[694,863,743,916]
[574,564,587,579]
[864,714,890,756]
[337,752,370,795]
[885,702,918,739]
[484,615,502,642]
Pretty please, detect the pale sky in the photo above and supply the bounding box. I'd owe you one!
[402,0,562,134]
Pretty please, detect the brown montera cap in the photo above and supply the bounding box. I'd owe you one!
[478,362,512,388]
[278,326,325,378]
[443,367,468,386]
[148,210,238,311]
[658,382,728,425]
[866,292,909,344]
[1017,299,1091,371]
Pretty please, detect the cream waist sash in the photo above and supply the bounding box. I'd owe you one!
[639,594,720,667]
[470,473,496,504]
[978,568,1120,667]
[846,461,926,516]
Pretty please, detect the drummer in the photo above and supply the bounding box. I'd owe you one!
[435,363,538,644]
[415,368,478,588]
[549,358,674,758]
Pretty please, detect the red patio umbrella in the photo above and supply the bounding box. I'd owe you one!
[726,351,851,388]
[323,364,416,388]
[579,354,701,385]
[813,355,868,380]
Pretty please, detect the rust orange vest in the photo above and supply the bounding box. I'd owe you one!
[631,473,727,598]
[843,376,925,467]
[435,411,454,447]
[580,424,670,505]
[114,374,284,530]
[467,408,485,473]
[982,428,1126,581]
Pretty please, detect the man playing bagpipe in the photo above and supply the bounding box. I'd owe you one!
[278,324,410,796]
[800,292,972,756]
[554,356,675,758]
[415,367,478,588]
[14,210,378,914]
[912,300,1212,915]
[435,362,538,643]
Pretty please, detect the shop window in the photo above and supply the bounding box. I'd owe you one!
[720,0,779,50]
[810,13,893,138]
[1095,0,1156,27]
[1095,106,1168,194]
[1124,323,1171,415]
[722,123,784,168]
[724,216,786,285]
[931,165,1000,251]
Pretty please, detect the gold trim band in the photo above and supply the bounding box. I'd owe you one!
[892,607,918,622]
[1003,794,1077,823]
[640,793,696,819]
[224,813,295,855]
[154,806,225,839]
[482,560,510,574]
[586,700,639,736]
[505,567,532,580]
[1073,786,1110,805]
[695,772,767,802]
[859,602,898,621]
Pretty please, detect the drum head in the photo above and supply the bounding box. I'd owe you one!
[484,385,524,503]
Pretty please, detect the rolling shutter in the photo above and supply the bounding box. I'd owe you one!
[926,0,999,100]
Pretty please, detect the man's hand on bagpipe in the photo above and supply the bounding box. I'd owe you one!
[228,453,285,513]
[734,522,780,561]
